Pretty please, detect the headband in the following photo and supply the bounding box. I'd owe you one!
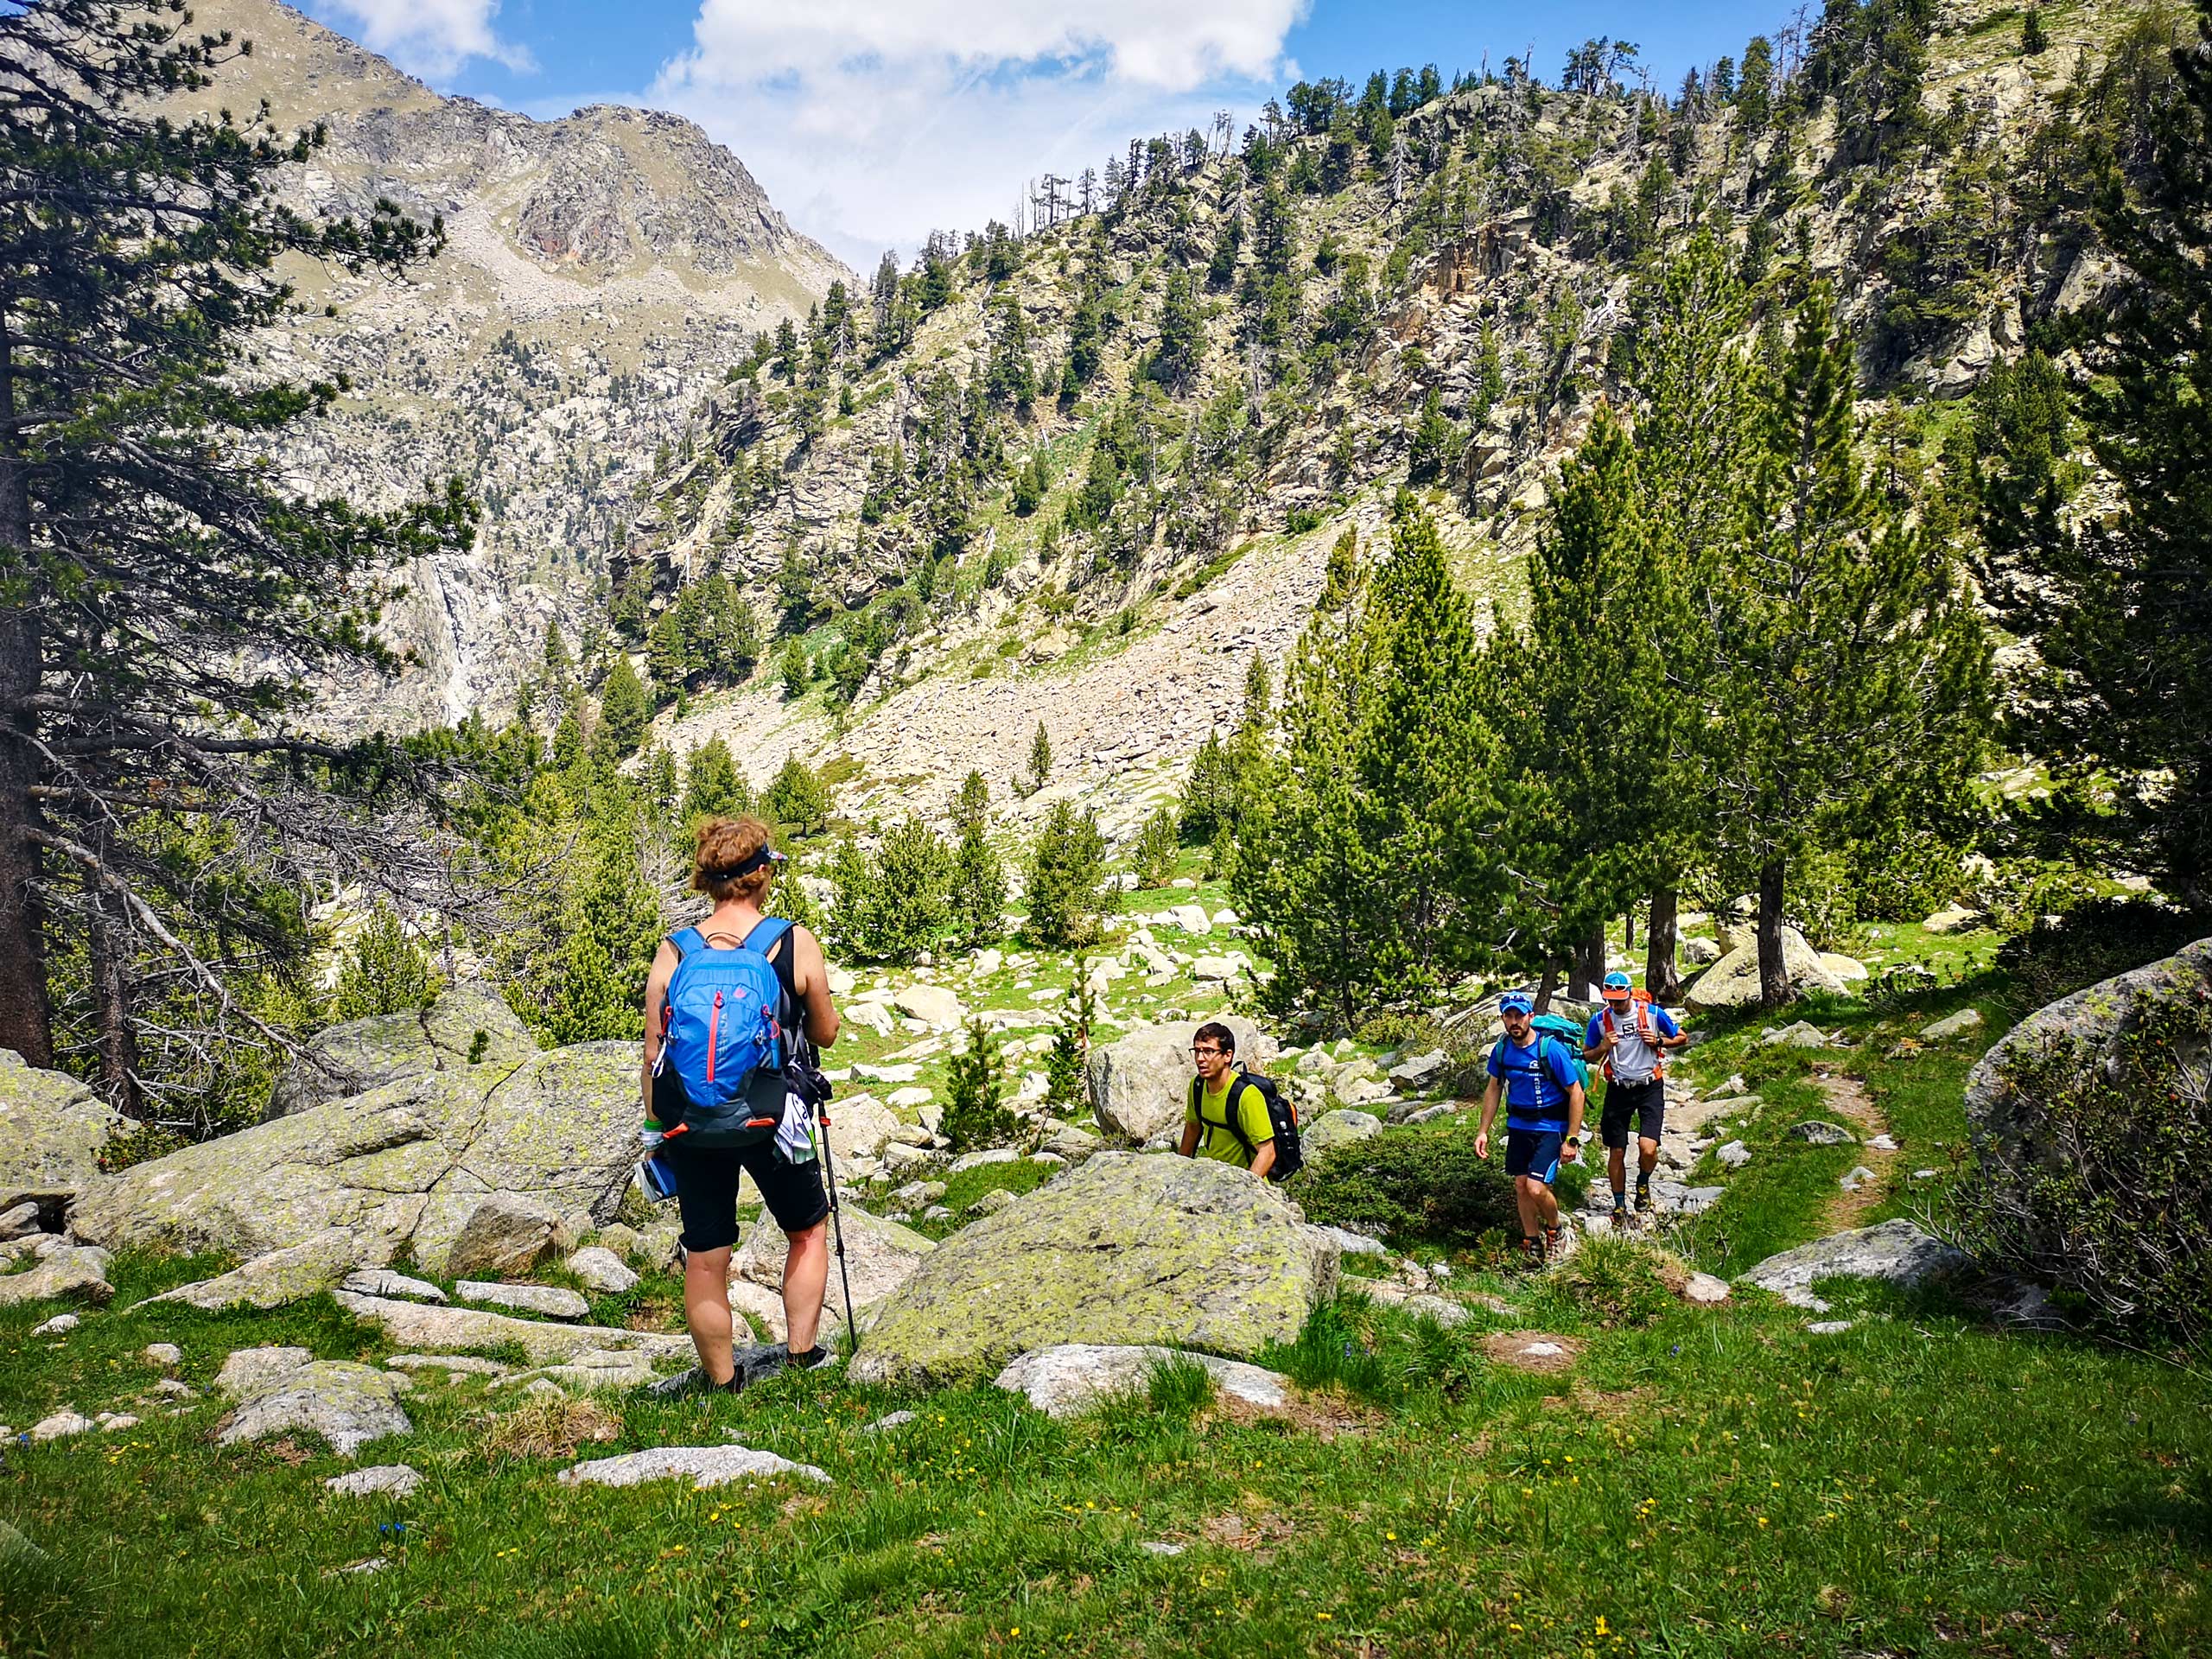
[702,843,784,883]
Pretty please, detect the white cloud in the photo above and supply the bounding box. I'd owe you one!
[317,0,536,79]
[652,0,1306,258]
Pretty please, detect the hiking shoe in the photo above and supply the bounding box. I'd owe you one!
[1543,1224,1565,1261]
[1519,1235,1545,1272]
[643,1364,741,1399]
[739,1342,840,1384]
[1635,1179,1654,1214]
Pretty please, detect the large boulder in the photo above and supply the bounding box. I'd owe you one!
[0,1236,113,1307]
[0,1049,124,1216]
[1087,1017,1274,1142]
[267,984,537,1119]
[1685,928,1847,1012]
[1738,1218,1967,1311]
[214,1350,411,1457]
[70,1042,639,1278]
[849,1152,1336,1387]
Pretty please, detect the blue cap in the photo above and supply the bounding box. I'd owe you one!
[1602,971,1632,992]
[1499,991,1535,1015]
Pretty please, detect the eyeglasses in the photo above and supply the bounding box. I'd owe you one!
[1190,1046,1225,1058]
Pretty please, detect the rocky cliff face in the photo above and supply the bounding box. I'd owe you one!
[172,0,851,726]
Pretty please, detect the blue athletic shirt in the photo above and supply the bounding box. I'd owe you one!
[1488,1033,1582,1130]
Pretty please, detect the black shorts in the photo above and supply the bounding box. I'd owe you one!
[1601,1077,1667,1148]
[1504,1128,1565,1184]
[666,1138,828,1253]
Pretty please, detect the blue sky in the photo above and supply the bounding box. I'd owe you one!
[306,0,1789,269]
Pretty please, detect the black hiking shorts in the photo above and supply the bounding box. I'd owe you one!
[666,1138,828,1253]
[1600,1077,1667,1148]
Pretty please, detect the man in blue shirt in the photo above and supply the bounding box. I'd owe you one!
[1582,970,1688,1224]
[1474,990,1587,1268]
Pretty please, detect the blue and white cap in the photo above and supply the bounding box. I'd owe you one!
[1602,970,1633,995]
[1499,990,1535,1015]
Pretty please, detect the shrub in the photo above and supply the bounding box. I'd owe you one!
[1535,1236,1679,1329]
[1130,806,1179,888]
[1948,984,2212,1356]
[1294,1124,1519,1248]
[829,820,950,963]
[329,902,440,1021]
[1043,961,1096,1110]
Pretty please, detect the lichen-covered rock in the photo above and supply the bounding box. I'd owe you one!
[1301,1109,1382,1158]
[217,1357,412,1456]
[442,1195,566,1279]
[326,1465,422,1497]
[734,1205,932,1327]
[268,984,537,1119]
[1086,1017,1274,1142]
[142,1230,363,1311]
[333,1291,692,1365]
[849,1152,1335,1387]
[454,1281,588,1319]
[565,1246,639,1294]
[71,1042,637,1277]
[0,1240,113,1307]
[994,1344,1291,1418]
[0,1048,124,1213]
[1685,929,1847,1011]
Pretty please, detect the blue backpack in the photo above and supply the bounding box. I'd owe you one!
[654,918,792,1147]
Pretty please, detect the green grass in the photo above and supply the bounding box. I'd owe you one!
[10,963,2209,1656]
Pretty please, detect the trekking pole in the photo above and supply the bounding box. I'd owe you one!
[813,1097,861,1358]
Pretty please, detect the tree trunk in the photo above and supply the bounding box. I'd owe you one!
[1534,957,1560,1014]
[0,328,52,1065]
[86,874,143,1119]
[1757,856,1793,1010]
[1645,886,1682,1002]
[1624,906,1637,950]
[1573,924,1607,1000]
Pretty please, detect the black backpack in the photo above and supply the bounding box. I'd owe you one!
[1187,1068,1304,1182]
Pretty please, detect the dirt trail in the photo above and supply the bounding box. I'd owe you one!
[1813,1070,1895,1230]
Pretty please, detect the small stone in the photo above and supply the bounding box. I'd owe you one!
[0,1201,41,1242]
[217,1359,412,1455]
[326,1558,389,1576]
[995,1344,1292,1418]
[31,1313,79,1336]
[454,1281,590,1319]
[446,1194,565,1279]
[29,1411,94,1442]
[143,1343,182,1369]
[1681,1272,1731,1306]
[1912,1168,1939,1181]
[325,1464,422,1498]
[1715,1141,1751,1168]
[1866,1134,1899,1152]
[1839,1166,1877,1192]
[558,1445,830,1491]
[887,1087,933,1109]
[1805,1320,1855,1335]
[1387,1050,1448,1089]
[565,1248,639,1294]
[966,1188,1019,1217]
[1760,1021,1831,1049]
[1789,1121,1856,1146]
[920,1205,951,1222]
[861,1409,917,1433]
[1919,1007,1984,1042]
[96,1413,140,1432]
[947,1147,1019,1173]
[146,1378,198,1400]
[1138,1541,1186,1556]
[1027,1151,1067,1167]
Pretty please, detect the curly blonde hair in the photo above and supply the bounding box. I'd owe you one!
[691,816,776,905]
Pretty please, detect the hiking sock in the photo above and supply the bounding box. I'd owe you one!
[1611,1186,1627,1214]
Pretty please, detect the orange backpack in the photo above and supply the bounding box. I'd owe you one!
[1599,988,1667,1082]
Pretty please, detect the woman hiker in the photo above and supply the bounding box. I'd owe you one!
[642,815,842,1395]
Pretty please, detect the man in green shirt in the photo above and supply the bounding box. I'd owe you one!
[1179,1021,1276,1178]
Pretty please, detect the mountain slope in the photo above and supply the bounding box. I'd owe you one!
[611,0,2166,836]
[171,0,852,723]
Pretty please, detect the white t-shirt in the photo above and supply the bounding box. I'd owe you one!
[1585,1001,1681,1085]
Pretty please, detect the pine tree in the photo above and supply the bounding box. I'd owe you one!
[1027,721,1054,792]
[2021,7,2050,54]
[329,903,441,1021]
[1132,806,1180,888]
[941,1016,1019,1153]
[1406,386,1461,483]
[598,656,652,757]
[2009,3,2212,904]
[1044,957,1097,1109]
[639,742,680,821]
[1152,267,1205,391]
[680,738,750,825]
[827,833,877,957]
[1025,803,1110,947]
[543,811,665,1044]
[1702,285,1993,1006]
[950,818,1007,948]
[779,637,809,700]
[952,769,992,837]
[0,0,470,1065]
[763,754,831,836]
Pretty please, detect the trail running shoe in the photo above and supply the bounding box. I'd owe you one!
[1635,1177,1654,1214]
[1520,1235,1545,1272]
[643,1364,741,1399]
[1543,1224,1565,1261]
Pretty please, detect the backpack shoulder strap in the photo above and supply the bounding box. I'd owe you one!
[740,916,793,957]
[668,926,706,960]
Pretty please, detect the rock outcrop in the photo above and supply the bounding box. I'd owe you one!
[267,985,537,1118]
[71,1043,639,1277]
[0,1049,124,1216]
[1738,1218,1967,1311]
[215,1348,412,1456]
[994,1344,1292,1418]
[1087,1017,1274,1142]
[849,1153,1336,1387]
[0,1236,114,1307]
